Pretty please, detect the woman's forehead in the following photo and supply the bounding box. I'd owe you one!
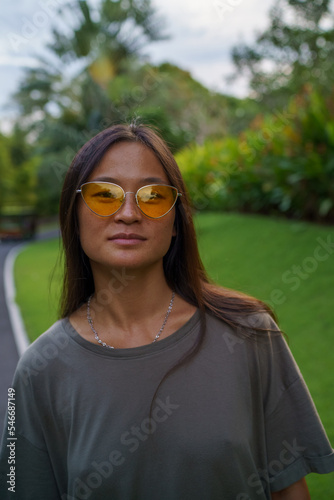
[89,141,169,183]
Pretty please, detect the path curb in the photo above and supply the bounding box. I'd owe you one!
[3,244,30,357]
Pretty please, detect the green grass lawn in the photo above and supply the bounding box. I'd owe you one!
[14,212,334,496]
[14,237,63,339]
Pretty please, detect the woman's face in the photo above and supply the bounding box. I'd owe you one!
[77,141,177,273]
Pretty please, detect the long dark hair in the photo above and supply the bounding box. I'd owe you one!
[60,123,275,322]
[59,123,279,404]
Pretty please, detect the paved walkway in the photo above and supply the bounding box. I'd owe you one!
[0,229,60,431]
[0,241,20,432]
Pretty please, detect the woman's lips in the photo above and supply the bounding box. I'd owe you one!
[109,233,147,245]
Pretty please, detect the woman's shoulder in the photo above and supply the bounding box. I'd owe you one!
[13,318,71,385]
[22,318,70,354]
[205,310,301,399]
[206,308,281,338]
[204,309,291,370]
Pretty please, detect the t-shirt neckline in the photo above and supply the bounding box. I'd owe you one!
[63,308,201,358]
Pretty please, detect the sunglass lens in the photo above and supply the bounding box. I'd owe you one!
[137,185,177,218]
[81,183,123,216]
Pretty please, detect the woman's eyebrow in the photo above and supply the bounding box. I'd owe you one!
[141,177,168,184]
[91,176,168,184]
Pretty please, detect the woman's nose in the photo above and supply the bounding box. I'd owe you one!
[113,192,142,222]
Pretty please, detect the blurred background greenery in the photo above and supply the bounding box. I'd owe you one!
[1,0,333,223]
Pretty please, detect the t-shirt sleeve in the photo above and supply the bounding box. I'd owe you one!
[0,347,61,500]
[256,314,334,492]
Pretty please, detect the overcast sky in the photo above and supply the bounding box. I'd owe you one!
[0,0,277,127]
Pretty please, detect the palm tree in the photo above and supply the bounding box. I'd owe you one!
[10,0,167,214]
[14,0,166,122]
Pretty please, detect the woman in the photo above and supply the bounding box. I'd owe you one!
[0,123,333,499]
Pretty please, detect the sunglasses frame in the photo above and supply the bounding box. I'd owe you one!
[76,182,182,219]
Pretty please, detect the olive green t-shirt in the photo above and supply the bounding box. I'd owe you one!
[1,310,333,499]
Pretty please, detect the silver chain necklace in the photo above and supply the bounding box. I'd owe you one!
[87,291,175,349]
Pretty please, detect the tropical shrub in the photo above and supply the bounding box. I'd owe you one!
[176,85,334,223]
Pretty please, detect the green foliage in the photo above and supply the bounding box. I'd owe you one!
[10,0,262,215]
[176,86,334,222]
[231,0,334,108]
[106,62,250,148]
[50,0,166,65]
[0,128,39,210]
[14,0,166,120]
[176,137,240,210]
[15,59,259,215]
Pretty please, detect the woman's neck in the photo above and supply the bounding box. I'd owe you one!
[84,261,173,341]
[70,261,196,348]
